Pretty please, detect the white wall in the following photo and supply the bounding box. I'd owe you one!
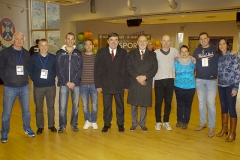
[0,0,30,49]
[75,20,239,51]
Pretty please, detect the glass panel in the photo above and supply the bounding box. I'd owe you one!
[32,1,45,29]
[32,31,45,45]
[47,31,60,54]
[177,32,184,50]
[46,3,60,29]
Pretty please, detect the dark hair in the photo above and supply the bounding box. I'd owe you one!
[180,45,189,52]
[35,39,40,44]
[107,32,119,40]
[65,32,75,39]
[216,38,231,55]
[84,39,93,45]
[39,38,48,43]
[199,32,209,39]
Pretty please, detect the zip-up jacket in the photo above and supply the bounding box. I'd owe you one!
[56,45,83,86]
[0,45,30,87]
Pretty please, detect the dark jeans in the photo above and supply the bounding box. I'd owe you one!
[154,78,174,122]
[103,93,124,126]
[175,86,195,124]
[218,85,237,118]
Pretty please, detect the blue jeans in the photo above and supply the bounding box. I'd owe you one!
[80,84,98,123]
[196,78,217,128]
[1,84,31,134]
[59,86,80,128]
[218,85,237,118]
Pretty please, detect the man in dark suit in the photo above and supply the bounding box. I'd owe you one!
[94,33,128,133]
[127,35,158,132]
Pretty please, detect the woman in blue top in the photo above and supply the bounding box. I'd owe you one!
[216,38,240,142]
[174,45,196,129]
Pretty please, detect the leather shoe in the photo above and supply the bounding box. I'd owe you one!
[48,126,57,132]
[37,128,44,134]
[102,126,111,132]
[118,125,124,133]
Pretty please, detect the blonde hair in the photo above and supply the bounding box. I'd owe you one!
[13,32,25,41]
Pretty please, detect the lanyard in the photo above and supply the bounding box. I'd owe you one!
[38,53,49,69]
[17,50,23,64]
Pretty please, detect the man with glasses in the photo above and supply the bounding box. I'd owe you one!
[127,35,158,132]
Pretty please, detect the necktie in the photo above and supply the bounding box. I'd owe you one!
[141,50,144,60]
[111,50,114,60]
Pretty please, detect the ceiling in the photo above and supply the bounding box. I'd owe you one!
[37,0,239,25]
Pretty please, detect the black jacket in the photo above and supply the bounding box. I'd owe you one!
[94,45,128,94]
[0,45,30,87]
[127,49,158,107]
[56,46,83,86]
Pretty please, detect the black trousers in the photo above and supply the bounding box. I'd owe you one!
[102,93,124,126]
[154,78,174,123]
[175,86,195,124]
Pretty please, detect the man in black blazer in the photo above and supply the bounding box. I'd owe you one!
[127,35,158,132]
[94,33,128,133]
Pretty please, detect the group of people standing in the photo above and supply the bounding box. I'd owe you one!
[0,31,239,143]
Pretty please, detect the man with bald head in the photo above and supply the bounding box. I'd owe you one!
[154,35,179,131]
[127,35,158,132]
[0,32,35,143]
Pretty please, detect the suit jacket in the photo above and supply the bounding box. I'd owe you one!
[127,48,158,107]
[94,45,128,94]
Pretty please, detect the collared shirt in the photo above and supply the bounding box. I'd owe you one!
[139,49,145,55]
[109,47,116,56]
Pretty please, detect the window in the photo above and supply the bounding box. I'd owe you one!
[31,0,60,54]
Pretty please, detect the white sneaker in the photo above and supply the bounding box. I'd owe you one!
[163,122,172,131]
[92,123,98,129]
[83,120,92,129]
[155,122,162,130]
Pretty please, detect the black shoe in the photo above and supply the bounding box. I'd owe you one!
[37,128,44,134]
[48,126,57,132]
[118,125,125,133]
[130,125,137,131]
[102,126,111,133]
[140,126,148,132]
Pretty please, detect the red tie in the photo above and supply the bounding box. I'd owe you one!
[111,50,114,60]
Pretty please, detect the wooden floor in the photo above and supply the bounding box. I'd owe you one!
[0,81,240,160]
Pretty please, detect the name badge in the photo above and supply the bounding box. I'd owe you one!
[40,69,48,79]
[16,65,24,75]
[202,58,208,67]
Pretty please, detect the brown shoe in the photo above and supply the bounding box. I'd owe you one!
[195,124,207,131]
[176,122,182,127]
[182,124,188,129]
[216,114,229,137]
[208,128,214,137]
[225,118,237,142]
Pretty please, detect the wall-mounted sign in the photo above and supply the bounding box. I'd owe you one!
[0,16,16,47]
[98,34,151,52]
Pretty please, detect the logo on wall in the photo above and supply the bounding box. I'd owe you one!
[0,17,16,42]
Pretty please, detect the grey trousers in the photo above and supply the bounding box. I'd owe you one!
[131,105,147,127]
[34,86,56,128]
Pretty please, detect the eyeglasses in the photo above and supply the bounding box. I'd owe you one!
[138,40,147,43]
